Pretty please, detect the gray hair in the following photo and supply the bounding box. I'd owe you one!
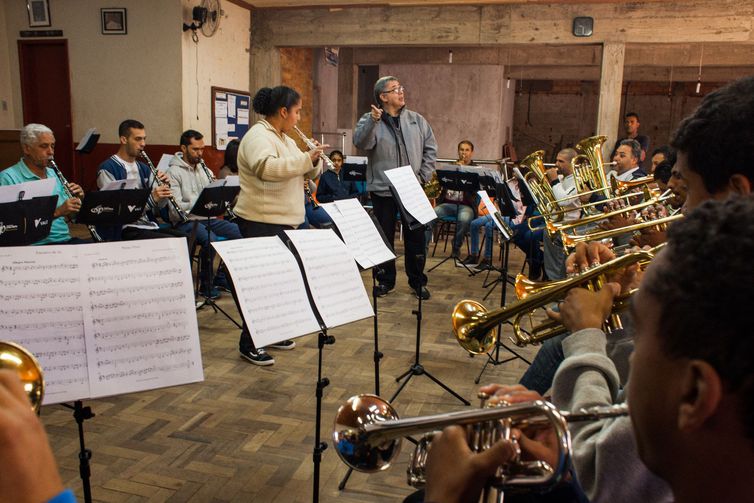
[20,123,53,146]
[373,76,398,105]
[618,139,642,161]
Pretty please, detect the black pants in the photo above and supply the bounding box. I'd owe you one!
[370,193,427,290]
[121,226,188,240]
[233,217,295,352]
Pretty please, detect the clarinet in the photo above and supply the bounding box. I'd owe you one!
[48,158,103,242]
[199,159,237,220]
[139,150,190,224]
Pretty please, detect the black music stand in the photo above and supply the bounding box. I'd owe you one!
[391,253,470,406]
[60,400,95,503]
[190,183,241,326]
[341,161,367,204]
[0,196,57,246]
[429,167,480,275]
[77,187,150,228]
[475,182,532,384]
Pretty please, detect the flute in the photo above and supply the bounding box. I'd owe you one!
[292,126,335,171]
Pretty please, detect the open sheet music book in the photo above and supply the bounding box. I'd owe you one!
[212,229,373,347]
[319,198,395,269]
[0,238,203,406]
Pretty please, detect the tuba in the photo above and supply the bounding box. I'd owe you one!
[0,341,45,413]
[452,245,663,350]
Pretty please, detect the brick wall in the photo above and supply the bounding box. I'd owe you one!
[513,80,721,162]
[281,48,314,149]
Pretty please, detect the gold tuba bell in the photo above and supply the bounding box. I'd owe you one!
[0,341,45,413]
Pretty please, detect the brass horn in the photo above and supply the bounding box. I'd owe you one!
[0,341,45,413]
[333,393,629,491]
[518,150,564,222]
[452,246,663,349]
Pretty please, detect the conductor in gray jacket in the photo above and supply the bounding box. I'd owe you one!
[353,76,437,300]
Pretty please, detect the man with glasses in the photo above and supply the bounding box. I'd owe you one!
[354,76,437,300]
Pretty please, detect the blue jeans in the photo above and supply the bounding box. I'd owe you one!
[518,333,567,394]
[433,203,474,252]
[176,218,242,285]
[300,201,333,229]
[470,215,513,259]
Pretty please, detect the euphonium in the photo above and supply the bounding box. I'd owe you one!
[452,245,663,349]
[333,393,629,491]
[571,135,610,199]
[519,150,563,221]
[0,341,44,413]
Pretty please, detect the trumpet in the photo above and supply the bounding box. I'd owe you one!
[560,212,682,251]
[292,125,335,171]
[48,159,103,242]
[139,151,190,224]
[545,189,676,238]
[0,341,44,413]
[333,393,628,491]
[452,245,663,350]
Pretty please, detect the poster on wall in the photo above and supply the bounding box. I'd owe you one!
[212,86,251,151]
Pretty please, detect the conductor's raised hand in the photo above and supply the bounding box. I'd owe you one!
[370,104,383,122]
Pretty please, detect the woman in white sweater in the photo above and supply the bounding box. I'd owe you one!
[233,85,324,365]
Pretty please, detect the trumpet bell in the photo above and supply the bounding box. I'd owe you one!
[0,341,44,413]
[333,394,401,472]
[452,299,498,354]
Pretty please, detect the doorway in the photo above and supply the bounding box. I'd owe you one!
[18,39,75,180]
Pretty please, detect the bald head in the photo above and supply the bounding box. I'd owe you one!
[556,148,577,176]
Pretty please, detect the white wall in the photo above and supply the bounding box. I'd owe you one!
[3,0,183,143]
[380,64,510,161]
[180,0,250,139]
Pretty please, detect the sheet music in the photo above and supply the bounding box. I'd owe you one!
[211,237,321,346]
[513,167,539,205]
[0,246,90,404]
[156,154,174,174]
[320,199,395,269]
[76,127,98,151]
[478,190,510,239]
[285,229,373,329]
[222,175,240,186]
[100,178,141,191]
[0,178,56,203]
[344,155,367,164]
[79,239,203,399]
[384,165,437,225]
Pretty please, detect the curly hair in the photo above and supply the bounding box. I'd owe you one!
[671,76,754,194]
[646,196,754,442]
[252,86,300,116]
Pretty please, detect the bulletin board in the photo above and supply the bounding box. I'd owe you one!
[211,86,251,150]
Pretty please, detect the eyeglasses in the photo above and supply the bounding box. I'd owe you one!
[382,86,405,95]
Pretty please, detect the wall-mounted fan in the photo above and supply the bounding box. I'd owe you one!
[182,0,222,39]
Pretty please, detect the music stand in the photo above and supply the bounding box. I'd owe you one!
[189,182,241,326]
[429,167,480,274]
[342,160,368,204]
[75,128,100,184]
[475,182,531,384]
[77,187,150,228]
[0,196,57,246]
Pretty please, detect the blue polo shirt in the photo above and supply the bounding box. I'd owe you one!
[0,159,72,244]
